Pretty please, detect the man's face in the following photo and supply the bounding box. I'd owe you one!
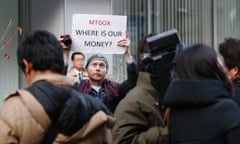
[87,60,107,81]
[72,54,85,71]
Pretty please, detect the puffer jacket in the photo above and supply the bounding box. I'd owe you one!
[164,79,240,144]
[0,74,115,144]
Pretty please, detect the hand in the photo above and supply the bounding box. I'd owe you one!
[117,32,132,63]
[117,32,130,54]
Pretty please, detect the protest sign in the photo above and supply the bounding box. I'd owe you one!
[71,14,127,54]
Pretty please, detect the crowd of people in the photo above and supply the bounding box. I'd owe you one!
[0,29,240,144]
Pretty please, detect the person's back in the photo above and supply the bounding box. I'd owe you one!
[112,33,169,144]
[28,75,114,143]
[164,44,240,144]
[164,79,240,144]
[112,72,168,144]
[0,30,115,143]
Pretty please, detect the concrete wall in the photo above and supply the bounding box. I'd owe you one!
[0,0,112,103]
[30,0,65,36]
[0,0,19,102]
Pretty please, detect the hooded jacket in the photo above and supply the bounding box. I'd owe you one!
[164,79,240,144]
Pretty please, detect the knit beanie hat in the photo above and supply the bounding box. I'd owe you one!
[85,54,109,70]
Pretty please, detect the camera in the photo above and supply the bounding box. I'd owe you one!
[146,29,180,61]
[144,29,183,106]
[61,35,72,47]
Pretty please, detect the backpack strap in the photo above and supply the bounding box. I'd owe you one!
[8,89,52,131]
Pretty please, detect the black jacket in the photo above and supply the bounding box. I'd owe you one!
[27,80,111,142]
[164,79,240,144]
[233,78,240,107]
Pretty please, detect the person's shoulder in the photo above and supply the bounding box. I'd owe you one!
[215,98,240,130]
[1,90,34,120]
[67,67,77,76]
[117,87,143,105]
[217,98,239,109]
[215,98,240,119]
[126,86,144,97]
[104,79,118,86]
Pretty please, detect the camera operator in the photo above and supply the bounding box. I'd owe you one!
[59,34,72,74]
[112,31,178,144]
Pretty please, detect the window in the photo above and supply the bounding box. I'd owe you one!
[112,0,240,81]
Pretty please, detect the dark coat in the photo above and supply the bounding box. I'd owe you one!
[164,79,240,144]
[232,78,240,107]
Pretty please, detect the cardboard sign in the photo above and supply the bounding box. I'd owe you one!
[72,14,127,54]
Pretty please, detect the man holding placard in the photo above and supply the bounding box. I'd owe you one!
[72,14,138,112]
[76,36,137,113]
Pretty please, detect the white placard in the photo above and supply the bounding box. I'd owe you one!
[71,14,127,54]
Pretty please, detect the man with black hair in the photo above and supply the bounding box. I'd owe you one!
[219,37,240,107]
[0,30,115,143]
[67,51,88,83]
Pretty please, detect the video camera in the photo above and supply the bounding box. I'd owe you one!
[143,29,183,107]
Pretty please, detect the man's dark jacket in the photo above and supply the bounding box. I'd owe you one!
[77,62,138,112]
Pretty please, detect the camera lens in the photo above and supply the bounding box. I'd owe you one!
[62,37,72,47]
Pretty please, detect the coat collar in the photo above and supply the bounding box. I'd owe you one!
[164,79,230,108]
[30,74,75,88]
[137,72,158,98]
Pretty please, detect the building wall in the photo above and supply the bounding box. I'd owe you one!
[30,0,65,36]
[0,0,19,103]
[64,0,112,34]
[0,0,112,104]
[64,0,113,76]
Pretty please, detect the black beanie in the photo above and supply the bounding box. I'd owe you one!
[85,54,109,70]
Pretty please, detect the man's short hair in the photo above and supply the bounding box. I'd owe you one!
[219,37,240,69]
[17,30,64,73]
[71,52,85,61]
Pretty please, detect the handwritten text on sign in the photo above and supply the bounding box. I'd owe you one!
[72,14,127,54]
